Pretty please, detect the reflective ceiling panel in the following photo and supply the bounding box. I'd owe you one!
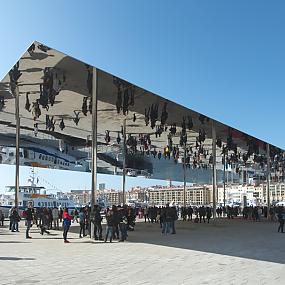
[0,41,284,184]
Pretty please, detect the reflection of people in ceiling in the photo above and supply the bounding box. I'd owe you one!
[88,97,92,114]
[9,61,22,84]
[73,111,80,126]
[0,96,5,111]
[27,43,35,56]
[46,115,55,132]
[39,83,49,111]
[116,85,122,114]
[25,92,31,112]
[150,103,159,129]
[31,100,41,120]
[82,97,88,116]
[86,65,92,95]
[145,107,150,126]
[160,102,168,126]
[38,44,50,53]
[59,118,65,130]
[122,88,129,115]
[34,123,38,137]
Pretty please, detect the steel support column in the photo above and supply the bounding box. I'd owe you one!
[15,84,20,208]
[223,152,226,208]
[91,67,98,238]
[122,118,126,205]
[183,143,187,208]
[266,143,270,219]
[212,121,217,219]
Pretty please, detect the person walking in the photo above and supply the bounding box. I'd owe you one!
[9,207,13,230]
[40,208,51,235]
[277,210,285,233]
[11,207,20,232]
[170,206,178,234]
[187,206,193,221]
[0,209,4,226]
[104,210,114,243]
[162,204,172,235]
[26,202,34,239]
[144,207,150,223]
[94,205,103,240]
[206,207,212,224]
[63,208,72,243]
[119,209,128,242]
[52,207,59,230]
[78,208,86,238]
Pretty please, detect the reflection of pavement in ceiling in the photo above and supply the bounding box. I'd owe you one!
[0,41,283,183]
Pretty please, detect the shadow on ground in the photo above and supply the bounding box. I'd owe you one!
[70,218,284,265]
[128,219,285,265]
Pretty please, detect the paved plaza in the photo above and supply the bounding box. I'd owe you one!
[0,219,284,285]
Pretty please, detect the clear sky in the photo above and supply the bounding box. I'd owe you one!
[0,0,284,193]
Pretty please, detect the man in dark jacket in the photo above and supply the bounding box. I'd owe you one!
[277,209,285,233]
[26,202,34,239]
[162,204,173,234]
[170,206,178,234]
[94,205,103,240]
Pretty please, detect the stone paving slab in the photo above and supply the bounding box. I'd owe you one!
[0,219,284,285]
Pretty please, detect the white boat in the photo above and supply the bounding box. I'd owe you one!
[0,170,78,217]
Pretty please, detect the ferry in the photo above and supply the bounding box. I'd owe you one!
[0,170,78,217]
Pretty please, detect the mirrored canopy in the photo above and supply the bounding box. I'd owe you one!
[0,41,284,184]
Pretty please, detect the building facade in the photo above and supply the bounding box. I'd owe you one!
[146,185,211,206]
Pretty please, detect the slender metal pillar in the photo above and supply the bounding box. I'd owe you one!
[212,121,217,219]
[122,118,126,205]
[223,152,226,208]
[183,143,187,208]
[266,143,270,219]
[15,84,20,208]
[91,68,98,238]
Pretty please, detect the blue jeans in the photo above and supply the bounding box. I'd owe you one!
[171,221,176,234]
[105,226,113,242]
[26,220,32,237]
[12,221,19,232]
[119,223,127,241]
[162,221,171,234]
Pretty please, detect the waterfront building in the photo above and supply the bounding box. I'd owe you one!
[146,185,211,206]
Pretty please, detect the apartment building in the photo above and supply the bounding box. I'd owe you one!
[146,185,211,206]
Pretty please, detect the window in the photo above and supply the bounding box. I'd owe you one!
[38,202,41,207]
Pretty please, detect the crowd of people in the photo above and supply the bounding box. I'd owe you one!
[137,204,285,233]
[0,203,137,243]
[0,203,284,242]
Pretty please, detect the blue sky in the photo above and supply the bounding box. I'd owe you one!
[0,0,284,192]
